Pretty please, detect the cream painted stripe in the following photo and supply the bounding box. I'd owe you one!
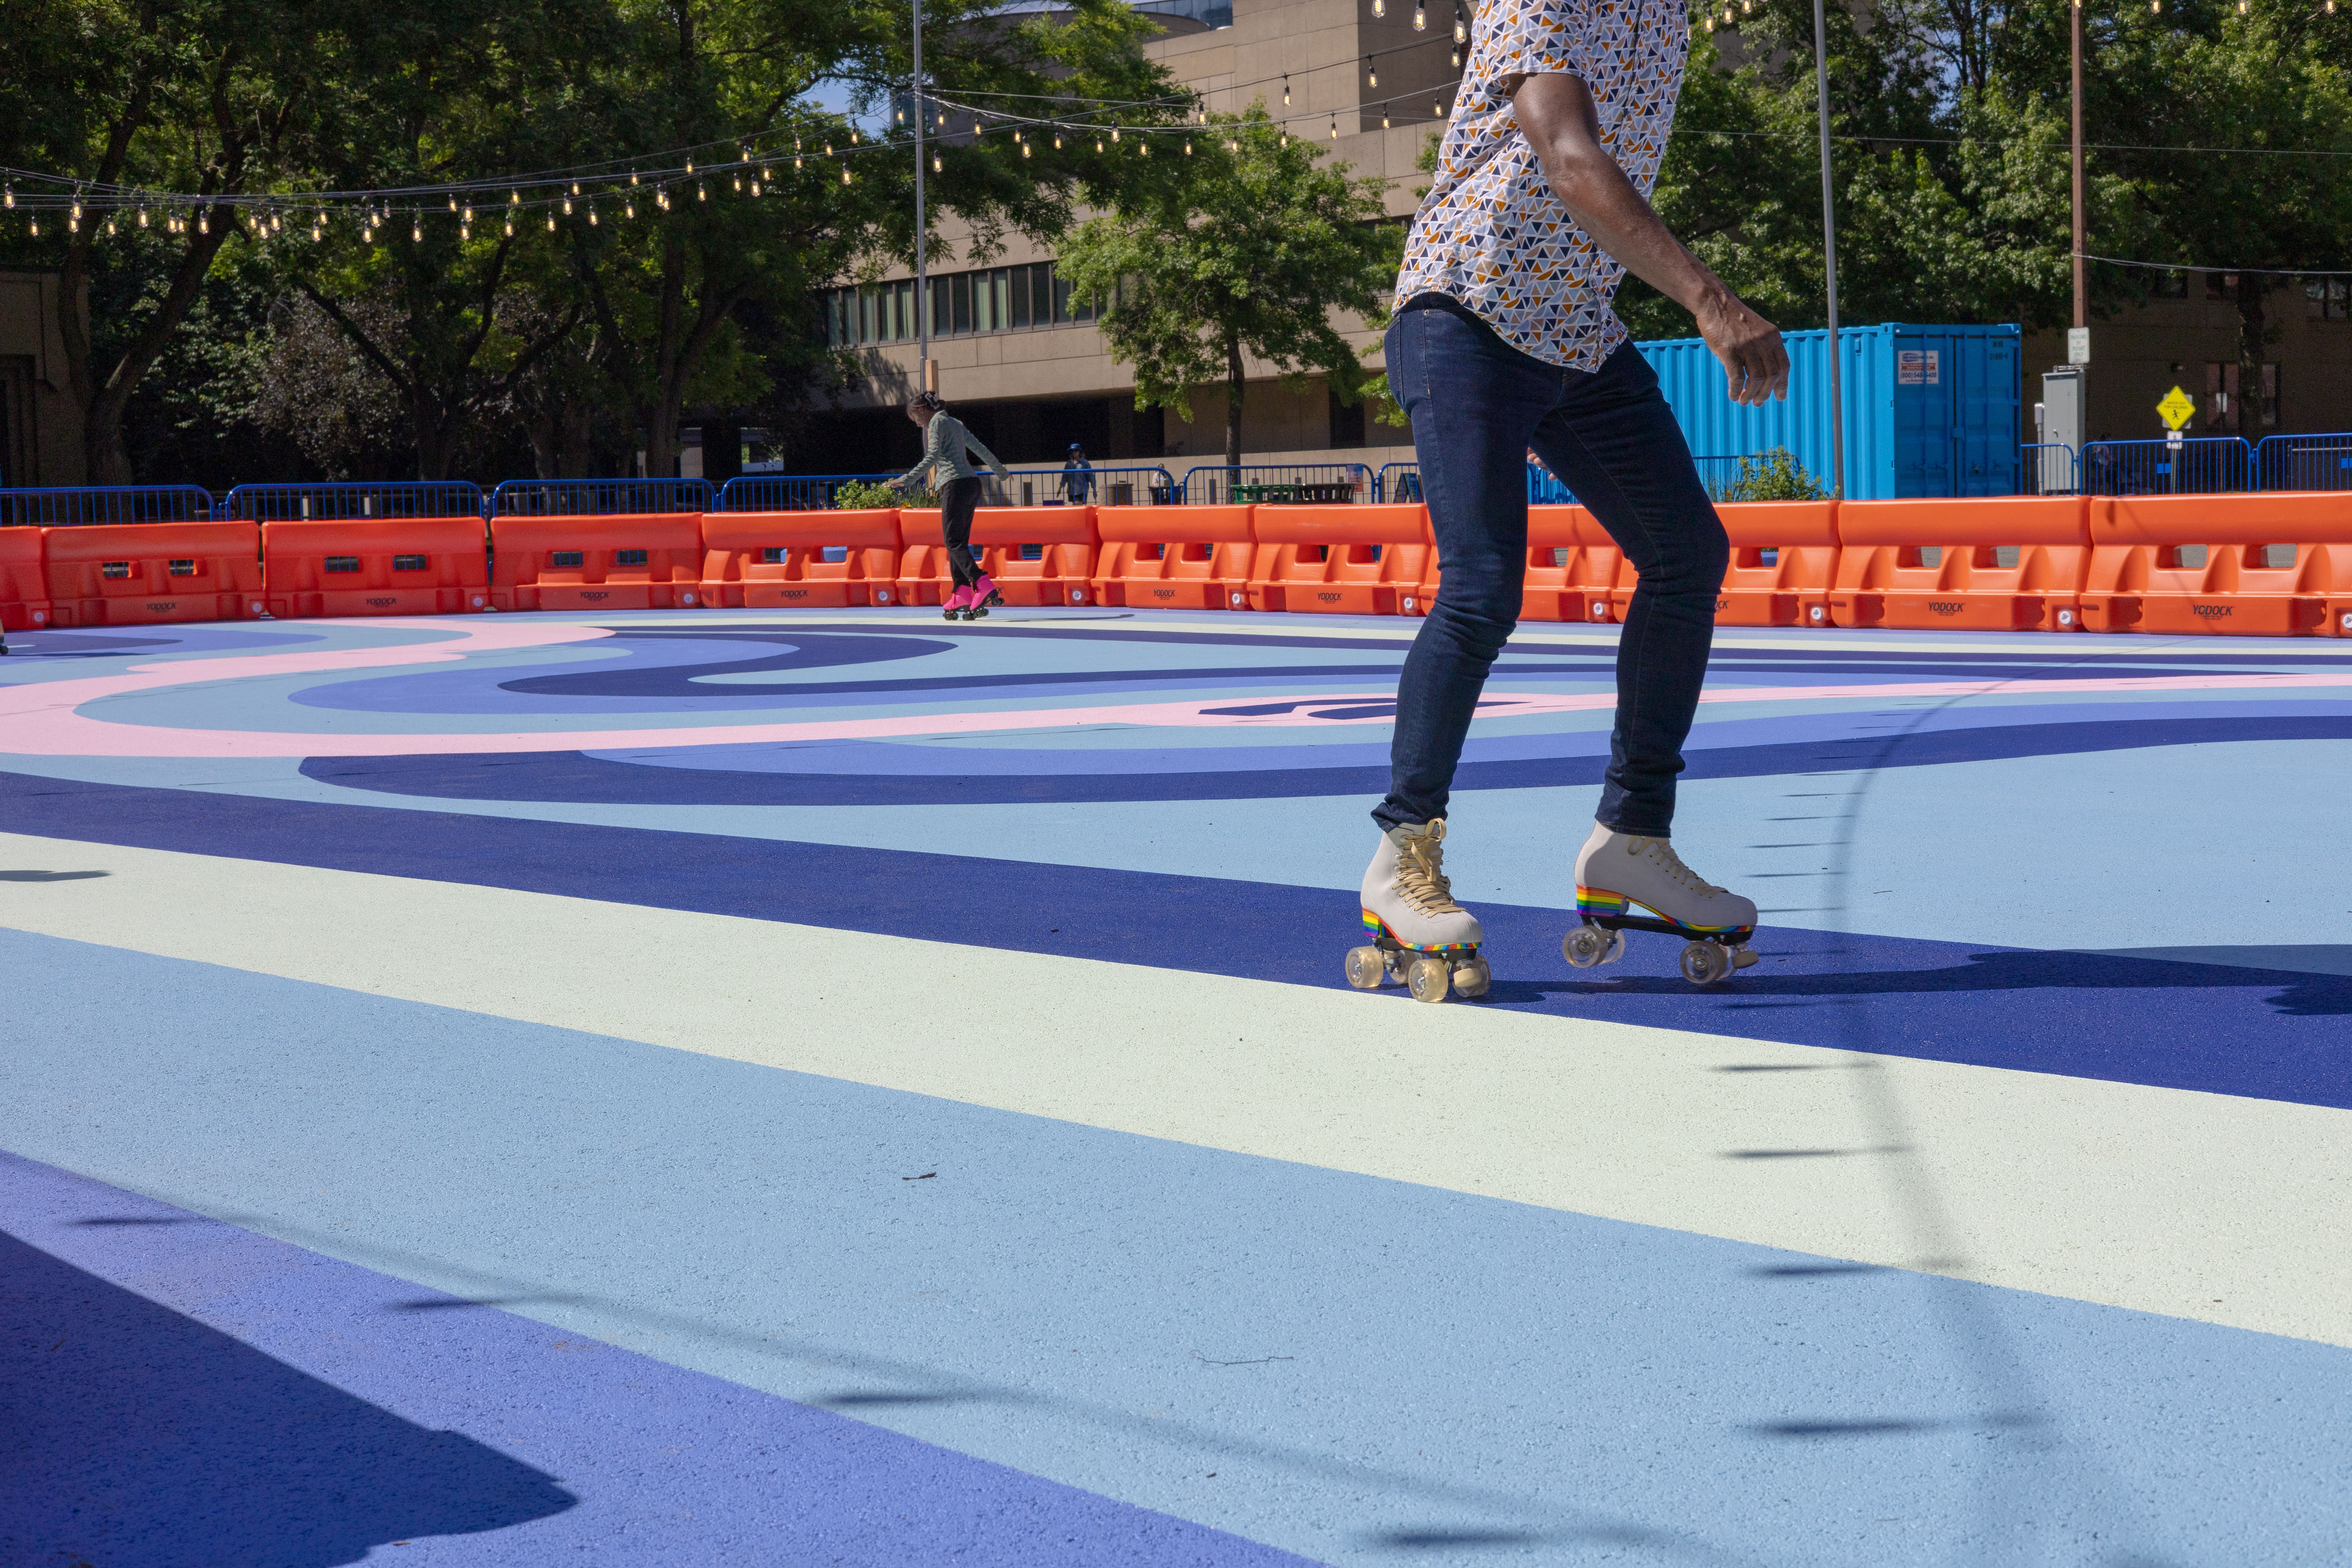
[3,828,2346,1348]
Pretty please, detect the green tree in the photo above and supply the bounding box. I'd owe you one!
[2095,6,2352,439]
[1054,106,1399,470]
[0,0,322,481]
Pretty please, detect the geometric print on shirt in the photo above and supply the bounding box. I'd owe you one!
[1394,0,1688,370]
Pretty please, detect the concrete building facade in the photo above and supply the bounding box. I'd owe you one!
[0,271,87,488]
[807,0,1457,481]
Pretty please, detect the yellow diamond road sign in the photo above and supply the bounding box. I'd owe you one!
[2158,385,2197,431]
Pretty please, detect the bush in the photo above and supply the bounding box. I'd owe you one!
[1718,448,1827,503]
[831,479,928,510]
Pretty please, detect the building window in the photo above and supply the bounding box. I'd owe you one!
[821,261,1097,345]
[2205,361,2280,429]
[2307,278,2350,319]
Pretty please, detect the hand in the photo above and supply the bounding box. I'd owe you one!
[1693,287,1789,408]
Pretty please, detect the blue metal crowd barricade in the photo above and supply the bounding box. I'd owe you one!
[2255,432,2352,490]
[997,466,1178,508]
[1375,463,1421,504]
[225,481,486,521]
[1179,463,1370,506]
[2018,443,2080,497]
[2080,437,2252,495]
[717,474,897,511]
[490,478,714,515]
[0,485,216,526]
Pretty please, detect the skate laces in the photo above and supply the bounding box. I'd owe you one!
[1393,821,1465,916]
[1630,837,1724,897]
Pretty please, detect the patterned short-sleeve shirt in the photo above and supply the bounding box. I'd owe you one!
[1395,0,1687,370]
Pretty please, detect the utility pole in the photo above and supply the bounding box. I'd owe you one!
[2071,0,2086,332]
[1813,0,1845,500]
[913,0,935,395]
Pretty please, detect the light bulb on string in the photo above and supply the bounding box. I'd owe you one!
[198,209,208,235]
[1382,112,1391,128]
[740,144,750,163]
[1413,2,1426,26]
[138,206,149,227]
[104,215,116,236]
[270,209,281,232]
[1451,44,1460,65]
[731,172,741,191]
[1454,6,1468,42]
[840,163,851,184]
[588,203,598,225]
[934,151,943,171]
[311,220,322,241]
[625,197,636,217]
[462,205,474,223]
[696,180,706,200]
[1140,137,1150,156]
[686,159,694,173]
[3,187,13,209]
[1111,126,1120,141]
[510,190,520,206]
[1282,75,1290,105]
[750,177,761,194]
[1096,136,1104,152]
[1185,138,1193,154]
[448,195,458,211]
[1368,59,1378,87]
[1374,0,1385,12]
[563,194,573,214]
[71,199,82,223]
[1054,132,1063,148]
[504,214,515,236]
[27,216,36,236]
[547,211,557,230]
[411,218,421,241]
[631,171,640,186]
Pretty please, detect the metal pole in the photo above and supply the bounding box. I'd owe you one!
[2071,0,2086,330]
[913,0,932,393]
[1813,0,1844,500]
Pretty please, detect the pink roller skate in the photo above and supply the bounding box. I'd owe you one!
[966,574,1003,619]
[940,585,972,621]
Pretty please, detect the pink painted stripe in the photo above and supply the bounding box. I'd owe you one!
[2,630,2348,760]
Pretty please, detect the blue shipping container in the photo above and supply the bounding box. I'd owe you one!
[1636,323,2020,500]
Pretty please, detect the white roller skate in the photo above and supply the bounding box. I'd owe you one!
[1345,818,1490,1004]
[1564,824,1759,986]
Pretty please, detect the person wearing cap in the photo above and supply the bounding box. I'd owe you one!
[1060,443,1095,505]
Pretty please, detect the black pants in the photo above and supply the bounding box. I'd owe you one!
[940,476,985,589]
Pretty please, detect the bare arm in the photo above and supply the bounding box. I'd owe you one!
[1509,72,1788,407]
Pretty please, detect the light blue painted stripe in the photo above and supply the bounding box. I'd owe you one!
[3,927,2347,1566]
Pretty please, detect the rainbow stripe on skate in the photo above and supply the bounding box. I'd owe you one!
[1361,910,1479,954]
[1575,887,1754,939]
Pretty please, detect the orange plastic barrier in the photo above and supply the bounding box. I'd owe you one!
[896,506,1099,607]
[1091,505,1255,610]
[261,517,490,619]
[1519,506,1627,623]
[488,514,708,612]
[1829,497,2087,632]
[0,526,50,630]
[1245,505,1431,615]
[1715,502,1840,627]
[42,521,262,626]
[2081,492,2352,636]
[700,510,903,608]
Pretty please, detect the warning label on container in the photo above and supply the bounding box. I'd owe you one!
[1898,349,1942,385]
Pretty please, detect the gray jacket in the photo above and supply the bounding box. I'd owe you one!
[895,412,1008,491]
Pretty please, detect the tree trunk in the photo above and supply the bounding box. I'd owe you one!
[1224,331,1245,473]
[69,221,236,484]
[2235,273,2267,446]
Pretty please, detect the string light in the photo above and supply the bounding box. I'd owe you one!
[411,218,421,241]
[731,172,741,191]
[1383,112,1391,128]
[1374,0,1385,12]
[1455,5,1468,42]
[510,190,520,206]
[631,171,640,186]
[137,206,147,227]
[1414,1,1426,26]
[1111,126,1121,141]
[1096,136,1105,152]
[1282,76,1291,106]
[505,214,515,236]
[546,211,557,230]
[1140,138,1150,156]
[311,219,322,241]
[1184,138,1193,154]
[625,197,636,217]
[104,216,116,236]
[749,178,760,195]
[696,180,706,200]
[197,209,208,235]
[840,163,851,183]
[2,187,12,209]
[462,205,474,223]
[587,203,598,225]
[934,151,943,171]
[685,159,694,173]
[1054,132,1063,148]
[27,216,36,236]
[1368,58,1378,87]
[563,194,573,214]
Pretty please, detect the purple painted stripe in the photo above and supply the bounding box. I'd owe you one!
[0,1150,1321,1567]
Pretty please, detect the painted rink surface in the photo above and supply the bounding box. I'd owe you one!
[1,607,2347,1567]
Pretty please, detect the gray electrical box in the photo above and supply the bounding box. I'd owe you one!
[2036,366,2085,494]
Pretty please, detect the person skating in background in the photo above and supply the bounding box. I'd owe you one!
[889,392,1011,621]
[1060,443,1095,506]
[1356,0,1789,995]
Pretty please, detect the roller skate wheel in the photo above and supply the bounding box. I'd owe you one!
[1450,955,1491,998]
[1679,941,1733,986]
[1563,926,1611,969]
[1731,945,1759,970]
[1406,956,1451,1004]
[1344,945,1388,990]
[1601,929,1626,964]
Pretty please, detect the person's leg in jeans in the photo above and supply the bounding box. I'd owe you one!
[1528,344,1757,944]
[940,476,983,590]
[1525,343,1726,837]
[1356,302,1553,971]
[1375,303,1557,833]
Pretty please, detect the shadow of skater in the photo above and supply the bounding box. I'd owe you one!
[0,1230,575,1566]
